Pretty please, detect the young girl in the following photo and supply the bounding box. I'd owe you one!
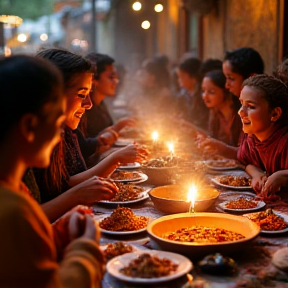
[33,48,148,222]
[197,48,265,158]
[237,74,288,198]
[0,55,104,287]
[176,56,209,131]
[201,70,242,146]
[222,47,264,98]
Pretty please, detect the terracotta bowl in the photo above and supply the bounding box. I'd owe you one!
[147,212,260,258]
[149,184,220,214]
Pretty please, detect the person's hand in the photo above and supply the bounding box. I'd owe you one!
[113,117,137,133]
[196,134,219,155]
[97,130,118,146]
[73,176,119,205]
[68,211,100,243]
[112,143,149,164]
[251,173,267,194]
[260,171,287,197]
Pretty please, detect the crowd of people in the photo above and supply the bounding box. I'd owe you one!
[1,45,288,287]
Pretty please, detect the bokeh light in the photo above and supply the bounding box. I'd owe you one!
[141,20,150,29]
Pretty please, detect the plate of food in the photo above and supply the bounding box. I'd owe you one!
[244,209,288,234]
[106,250,193,284]
[218,196,266,213]
[110,170,148,183]
[96,206,151,235]
[101,242,140,261]
[98,183,151,205]
[211,175,252,190]
[118,162,141,169]
[205,159,238,170]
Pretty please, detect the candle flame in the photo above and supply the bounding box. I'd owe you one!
[187,273,193,283]
[187,184,197,212]
[167,142,174,153]
[152,131,159,141]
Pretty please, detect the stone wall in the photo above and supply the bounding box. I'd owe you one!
[202,0,283,74]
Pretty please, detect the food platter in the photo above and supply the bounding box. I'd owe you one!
[106,250,193,284]
[218,196,266,213]
[110,171,148,184]
[244,210,288,234]
[211,175,252,190]
[117,162,141,169]
[95,213,153,236]
[98,185,151,205]
[205,159,238,171]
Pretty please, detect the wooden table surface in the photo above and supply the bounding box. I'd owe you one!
[94,140,288,288]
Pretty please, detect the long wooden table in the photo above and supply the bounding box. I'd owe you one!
[93,167,288,288]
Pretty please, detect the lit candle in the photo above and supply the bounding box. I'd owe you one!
[152,131,159,150]
[167,142,174,161]
[187,184,197,213]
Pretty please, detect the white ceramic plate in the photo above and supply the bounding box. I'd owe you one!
[218,196,266,213]
[118,162,141,169]
[98,186,151,205]
[96,214,153,235]
[106,250,193,284]
[205,159,238,171]
[211,175,252,190]
[114,139,134,147]
[244,211,288,234]
[110,172,148,184]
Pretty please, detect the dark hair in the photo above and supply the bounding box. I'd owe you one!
[142,56,170,88]
[178,57,201,80]
[86,53,114,80]
[0,55,63,141]
[224,47,264,79]
[204,69,240,110]
[36,48,92,195]
[273,58,288,84]
[243,74,288,125]
[36,48,92,87]
[200,58,222,78]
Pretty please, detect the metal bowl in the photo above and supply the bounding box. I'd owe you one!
[147,212,260,258]
[149,184,219,214]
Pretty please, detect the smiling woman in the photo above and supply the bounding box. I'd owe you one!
[26,48,148,223]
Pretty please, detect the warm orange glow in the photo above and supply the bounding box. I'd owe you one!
[152,131,159,142]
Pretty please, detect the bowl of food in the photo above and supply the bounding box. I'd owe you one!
[147,212,260,258]
[149,184,220,214]
[141,157,178,186]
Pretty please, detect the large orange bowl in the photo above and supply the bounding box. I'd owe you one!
[147,212,260,258]
[149,184,220,214]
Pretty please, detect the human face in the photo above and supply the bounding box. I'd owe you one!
[95,64,118,98]
[222,60,244,97]
[201,77,226,108]
[176,68,197,91]
[65,72,92,130]
[238,86,275,141]
[31,87,67,168]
